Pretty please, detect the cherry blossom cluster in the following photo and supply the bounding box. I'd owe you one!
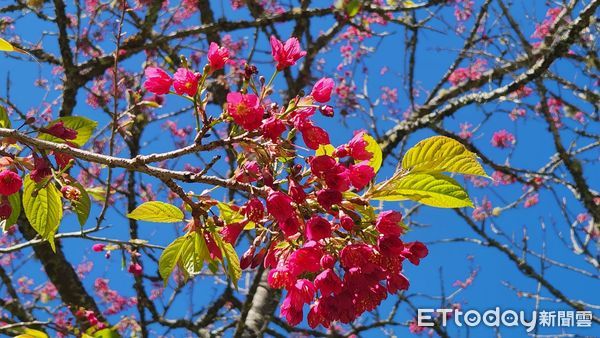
[141,35,429,328]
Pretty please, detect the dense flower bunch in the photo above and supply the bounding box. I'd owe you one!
[142,35,429,328]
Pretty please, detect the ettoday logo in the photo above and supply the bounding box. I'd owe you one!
[417,308,594,332]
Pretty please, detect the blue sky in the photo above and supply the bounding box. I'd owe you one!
[1,1,598,336]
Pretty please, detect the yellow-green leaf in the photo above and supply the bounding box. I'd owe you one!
[15,328,49,338]
[402,136,488,177]
[0,38,17,52]
[69,179,91,226]
[86,186,106,202]
[0,105,11,128]
[159,236,186,285]
[161,232,208,282]
[2,191,21,231]
[315,144,335,157]
[38,116,98,147]
[215,236,242,287]
[371,172,473,208]
[22,175,63,251]
[362,133,383,174]
[217,202,254,229]
[127,201,184,223]
[181,232,207,277]
[217,202,244,224]
[345,0,361,17]
[92,328,121,338]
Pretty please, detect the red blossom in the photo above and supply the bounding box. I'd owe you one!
[378,235,404,256]
[173,68,200,96]
[298,122,330,150]
[243,198,264,223]
[375,210,404,236]
[207,42,230,71]
[305,215,332,241]
[266,191,295,222]
[401,241,429,265]
[323,165,351,192]
[235,161,261,183]
[44,121,78,140]
[310,77,335,103]
[288,179,307,204]
[227,92,264,131]
[347,131,373,161]
[279,215,301,237]
[491,129,515,148]
[270,36,307,71]
[0,170,22,196]
[261,116,286,142]
[314,269,342,296]
[143,67,172,95]
[348,163,375,190]
[92,244,106,252]
[128,262,143,276]
[309,155,337,178]
[316,189,342,210]
[220,222,245,244]
[0,202,12,219]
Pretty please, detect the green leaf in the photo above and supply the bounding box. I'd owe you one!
[22,175,63,252]
[343,191,376,223]
[127,201,184,223]
[217,202,254,229]
[159,236,187,285]
[15,328,49,338]
[92,328,121,338]
[0,105,11,128]
[345,0,361,17]
[69,179,91,226]
[362,133,383,174]
[160,233,208,283]
[86,186,107,202]
[402,136,488,177]
[371,172,473,208]
[38,116,98,147]
[2,191,21,231]
[315,144,335,157]
[0,38,17,52]
[181,232,207,277]
[215,236,242,287]
[217,202,244,224]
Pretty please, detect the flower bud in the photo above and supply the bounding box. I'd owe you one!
[61,185,81,201]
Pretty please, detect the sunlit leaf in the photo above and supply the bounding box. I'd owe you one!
[372,172,473,208]
[159,236,186,285]
[86,186,107,202]
[127,201,184,223]
[22,175,63,252]
[92,328,121,338]
[402,136,488,177]
[15,328,49,338]
[182,232,207,277]
[217,202,254,229]
[69,179,91,226]
[38,116,98,147]
[362,133,383,174]
[315,144,335,157]
[2,191,21,231]
[215,236,241,287]
[217,202,244,223]
[345,0,361,17]
[0,105,10,128]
